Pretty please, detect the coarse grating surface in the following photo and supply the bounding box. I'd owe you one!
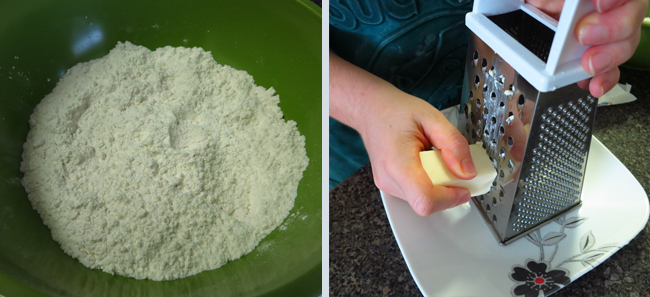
[460,28,598,244]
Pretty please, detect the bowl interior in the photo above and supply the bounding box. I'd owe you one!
[0,0,322,296]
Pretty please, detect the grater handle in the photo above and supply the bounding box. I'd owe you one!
[468,0,596,92]
[545,0,597,75]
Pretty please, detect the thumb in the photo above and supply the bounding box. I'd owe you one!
[396,147,472,216]
[416,110,477,180]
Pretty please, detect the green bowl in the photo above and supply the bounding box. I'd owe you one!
[0,1,322,296]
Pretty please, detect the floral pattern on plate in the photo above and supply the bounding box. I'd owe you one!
[509,215,620,297]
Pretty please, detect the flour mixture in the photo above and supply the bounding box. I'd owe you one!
[20,42,309,280]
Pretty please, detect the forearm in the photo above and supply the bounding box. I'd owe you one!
[328,51,399,134]
[328,53,475,216]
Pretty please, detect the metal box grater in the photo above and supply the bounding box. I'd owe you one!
[458,0,599,245]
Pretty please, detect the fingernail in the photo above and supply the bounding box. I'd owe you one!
[596,0,602,13]
[579,24,608,46]
[600,85,605,97]
[460,157,476,177]
[454,188,471,206]
[588,52,613,75]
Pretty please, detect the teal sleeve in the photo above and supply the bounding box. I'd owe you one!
[329,0,473,188]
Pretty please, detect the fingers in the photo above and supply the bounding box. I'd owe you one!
[578,0,642,97]
[582,34,640,75]
[405,185,471,216]
[577,78,592,90]
[593,0,634,13]
[589,66,620,97]
[526,0,565,18]
[416,110,476,180]
[395,159,471,216]
[372,143,471,216]
[577,0,647,46]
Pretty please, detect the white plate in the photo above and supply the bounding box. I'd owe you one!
[381,137,649,297]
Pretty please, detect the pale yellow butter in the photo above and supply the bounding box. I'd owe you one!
[419,144,497,196]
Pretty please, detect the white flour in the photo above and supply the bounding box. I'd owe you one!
[20,42,309,281]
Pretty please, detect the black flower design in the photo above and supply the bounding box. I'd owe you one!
[509,259,570,297]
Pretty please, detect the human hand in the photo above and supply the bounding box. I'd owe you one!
[526,0,648,97]
[330,52,476,216]
[357,87,477,216]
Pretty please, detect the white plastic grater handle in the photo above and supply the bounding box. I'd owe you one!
[467,0,596,92]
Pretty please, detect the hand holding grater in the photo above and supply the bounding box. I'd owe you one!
[457,0,599,245]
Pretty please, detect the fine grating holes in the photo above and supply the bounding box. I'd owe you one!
[473,51,479,64]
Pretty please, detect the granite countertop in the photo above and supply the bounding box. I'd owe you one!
[329,68,650,297]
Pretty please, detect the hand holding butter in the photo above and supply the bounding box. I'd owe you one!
[420,144,497,197]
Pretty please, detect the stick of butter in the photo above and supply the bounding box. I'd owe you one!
[419,144,497,196]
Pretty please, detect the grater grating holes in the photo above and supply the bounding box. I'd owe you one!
[513,97,594,231]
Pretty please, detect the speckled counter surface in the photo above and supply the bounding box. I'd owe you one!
[329,68,650,297]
